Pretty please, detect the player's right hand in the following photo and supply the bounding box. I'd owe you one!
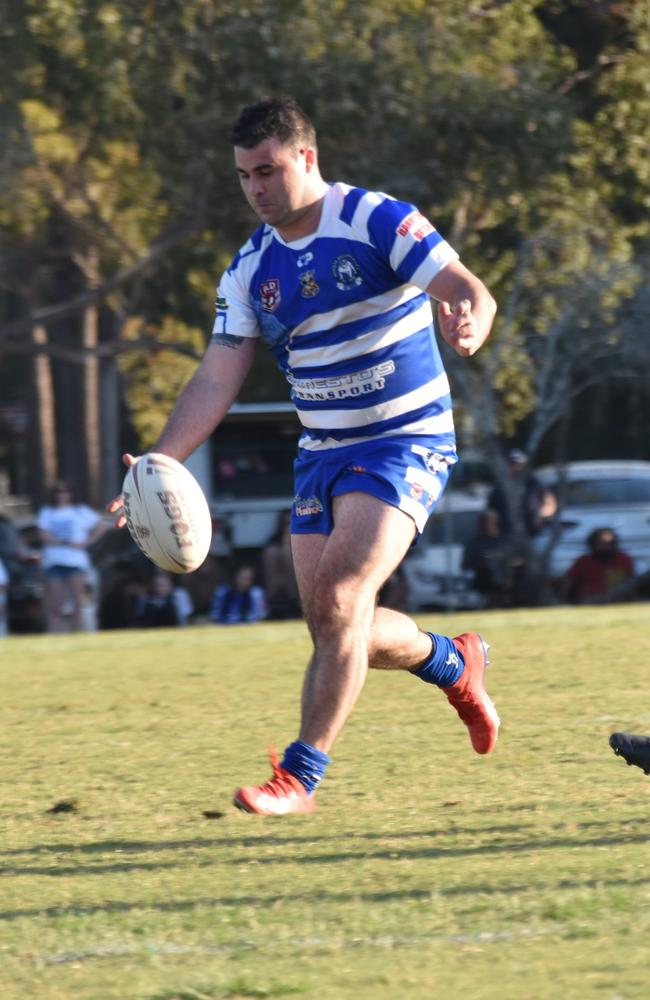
[106,453,139,527]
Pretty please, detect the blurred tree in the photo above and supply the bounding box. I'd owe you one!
[0,0,648,511]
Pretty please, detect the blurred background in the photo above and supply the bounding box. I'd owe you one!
[1,0,649,630]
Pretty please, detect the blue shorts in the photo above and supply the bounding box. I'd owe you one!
[291,436,457,538]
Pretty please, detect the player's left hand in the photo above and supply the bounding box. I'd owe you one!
[106,453,138,528]
[438,299,482,357]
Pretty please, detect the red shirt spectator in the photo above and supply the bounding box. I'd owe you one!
[561,528,635,603]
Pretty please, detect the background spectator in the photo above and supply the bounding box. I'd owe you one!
[558,527,635,604]
[261,510,301,620]
[211,564,267,624]
[37,481,108,632]
[133,571,194,628]
[488,449,547,538]
[462,509,520,608]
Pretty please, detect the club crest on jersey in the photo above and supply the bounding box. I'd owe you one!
[299,270,320,298]
[260,278,281,312]
[333,255,362,290]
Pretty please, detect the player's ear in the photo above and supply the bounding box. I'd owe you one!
[304,146,317,172]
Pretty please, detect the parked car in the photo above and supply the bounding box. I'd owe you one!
[402,489,489,611]
[534,460,650,577]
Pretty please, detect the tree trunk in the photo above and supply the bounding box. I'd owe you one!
[32,324,58,496]
[100,351,121,503]
[83,302,101,506]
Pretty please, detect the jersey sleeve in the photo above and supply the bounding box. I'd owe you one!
[212,267,260,340]
[365,195,459,292]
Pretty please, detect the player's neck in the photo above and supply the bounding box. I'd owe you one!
[275,185,329,243]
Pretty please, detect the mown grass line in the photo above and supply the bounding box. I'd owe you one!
[2,605,650,999]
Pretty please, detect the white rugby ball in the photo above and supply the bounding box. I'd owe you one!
[122,453,212,573]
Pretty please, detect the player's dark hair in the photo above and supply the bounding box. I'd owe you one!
[230,97,317,151]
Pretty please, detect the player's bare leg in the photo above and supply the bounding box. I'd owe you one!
[234,494,415,814]
[293,492,417,752]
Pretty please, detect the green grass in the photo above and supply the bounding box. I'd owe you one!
[2,605,650,1000]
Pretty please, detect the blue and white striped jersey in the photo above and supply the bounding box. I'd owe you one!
[213,182,459,452]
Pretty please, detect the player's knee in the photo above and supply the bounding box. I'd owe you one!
[308,579,374,638]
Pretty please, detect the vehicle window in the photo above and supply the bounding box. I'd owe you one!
[212,420,300,499]
[421,510,483,547]
[555,478,650,505]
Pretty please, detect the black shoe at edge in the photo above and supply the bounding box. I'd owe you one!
[609,732,650,775]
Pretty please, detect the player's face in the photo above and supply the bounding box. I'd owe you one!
[234,137,315,231]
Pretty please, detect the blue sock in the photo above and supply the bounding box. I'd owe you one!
[413,633,464,687]
[281,740,331,794]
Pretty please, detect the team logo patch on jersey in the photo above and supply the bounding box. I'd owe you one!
[260,278,281,312]
[396,210,435,241]
[299,270,320,298]
[333,255,362,290]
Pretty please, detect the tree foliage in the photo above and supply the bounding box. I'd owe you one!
[1,0,649,500]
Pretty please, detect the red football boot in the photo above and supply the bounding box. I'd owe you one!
[234,750,316,815]
[442,632,500,754]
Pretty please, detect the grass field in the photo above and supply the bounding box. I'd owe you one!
[2,604,650,1000]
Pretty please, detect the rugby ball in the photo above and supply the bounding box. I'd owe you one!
[122,453,212,573]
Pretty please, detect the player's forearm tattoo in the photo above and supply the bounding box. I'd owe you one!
[211,332,246,349]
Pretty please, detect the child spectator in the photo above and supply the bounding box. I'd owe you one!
[134,571,194,628]
[211,564,267,624]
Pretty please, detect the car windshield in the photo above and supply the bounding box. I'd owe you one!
[556,478,650,505]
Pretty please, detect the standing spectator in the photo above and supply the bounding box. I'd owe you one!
[558,527,635,604]
[462,509,519,608]
[488,449,546,537]
[262,510,301,620]
[211,565,267,624]
[133,571,194,628]
[37,481,108,632]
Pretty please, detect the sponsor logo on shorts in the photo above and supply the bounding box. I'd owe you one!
[294,495,324,516]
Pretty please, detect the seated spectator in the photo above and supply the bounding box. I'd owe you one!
[261,511,301,620]
[211,564,267,624]
[462,509,519,608]
[133,571,194,628]
[0,512,41,575]
[558,527,635,604]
